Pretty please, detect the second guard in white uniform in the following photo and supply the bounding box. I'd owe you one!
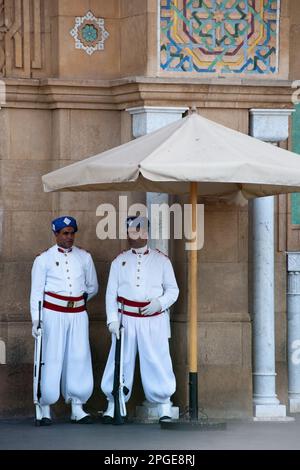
[101,216,179,422]
[30,216,99,425]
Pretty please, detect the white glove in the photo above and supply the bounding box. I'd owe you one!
[108,321,120,340]
[32,320,42,339]
[141,298,162,316]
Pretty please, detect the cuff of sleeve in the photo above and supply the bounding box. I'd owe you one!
[31,313,39,323]
[158,297,166,312]
[106,312,119,325]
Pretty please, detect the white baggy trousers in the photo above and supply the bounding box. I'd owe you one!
[40,309,93,406]
[101,312,176,404]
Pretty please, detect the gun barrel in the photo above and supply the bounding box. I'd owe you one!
[112,335,124,425]
[33,301,43,406]
[112,301,125,425]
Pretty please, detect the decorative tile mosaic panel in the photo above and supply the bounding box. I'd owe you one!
[70,10,109,56]
[160,0,280,74]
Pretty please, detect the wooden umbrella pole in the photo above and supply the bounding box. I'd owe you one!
[188,182,198,420]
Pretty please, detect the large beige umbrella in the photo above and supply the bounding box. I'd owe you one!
[43,112,300,420]
[43,112,300,198]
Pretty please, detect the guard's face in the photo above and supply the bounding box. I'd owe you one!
[55,227,76,249]
[127,226,148,249]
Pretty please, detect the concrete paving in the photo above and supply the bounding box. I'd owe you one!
[0,416,300,450]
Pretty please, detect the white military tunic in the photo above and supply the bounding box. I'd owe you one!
[30,244,98,406]
[101,246,179,405]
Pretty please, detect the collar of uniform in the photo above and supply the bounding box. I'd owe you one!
[57,245,73,254]
[131,245,150,255]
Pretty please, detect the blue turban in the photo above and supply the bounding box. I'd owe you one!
[52,216,78,233]
[126,216,149,230]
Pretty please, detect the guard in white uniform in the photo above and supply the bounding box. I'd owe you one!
[30,216,98,425]
[101,216,179,422]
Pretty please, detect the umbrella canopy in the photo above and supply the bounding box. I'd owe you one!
[43,112,300,201]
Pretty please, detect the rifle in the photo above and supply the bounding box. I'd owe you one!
[112,300,128,425]
[33,301,44,426]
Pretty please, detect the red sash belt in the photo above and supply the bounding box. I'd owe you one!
[117,296,162,318]
[43,292,85,313]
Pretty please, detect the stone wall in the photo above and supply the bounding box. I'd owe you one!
[0,1,299,81]
[0,105,134,416]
